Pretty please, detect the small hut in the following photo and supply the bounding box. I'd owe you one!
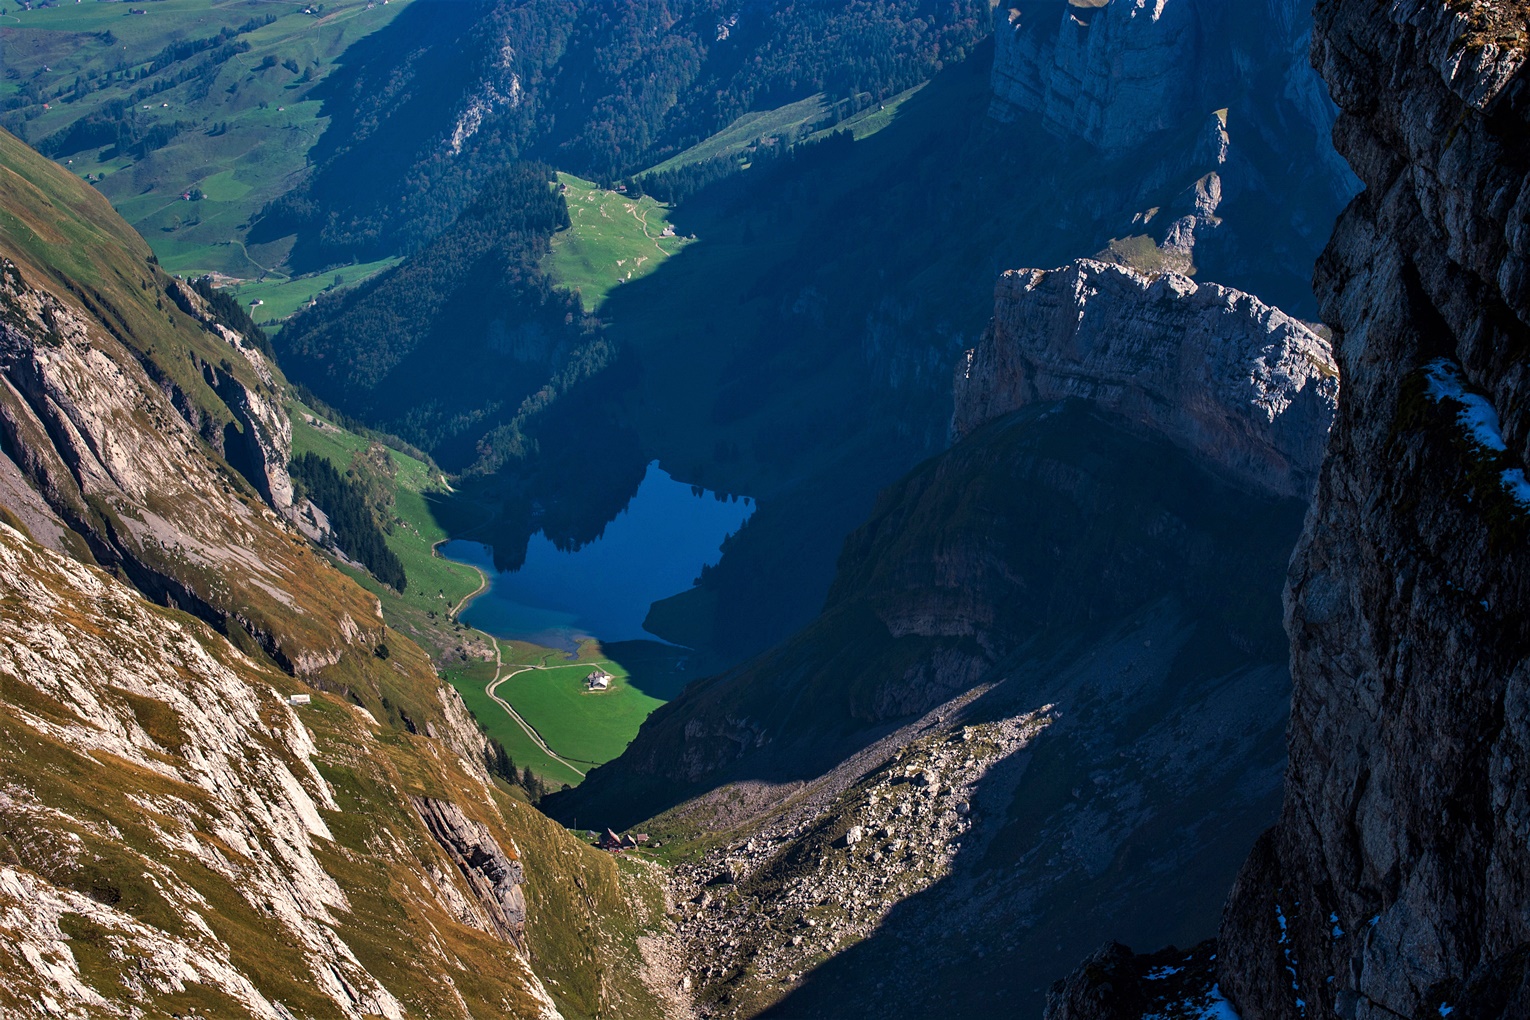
[585,669,613,691]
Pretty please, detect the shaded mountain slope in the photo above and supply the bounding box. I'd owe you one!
[257,0,993,267]
[275,164,603,472]
[553,397,1310,829]
[558,256,1335,829]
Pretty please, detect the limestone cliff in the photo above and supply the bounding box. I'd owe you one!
[0,128,365,674]
[953,259,1338,500]
[988,0,1357,317]
[989,0,1201,150]
[165,277,295,513]
[1043,2,1530,1018]
[0,509,675,1018]
[1219,2,1530,1018]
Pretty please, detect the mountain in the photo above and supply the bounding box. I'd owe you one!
[0,126,671,1019]
[545,256,1335,1016]
[557,254,1334,815]
[990,0,1357,314]
[254,0,994,268]
[277,0,1355,670]
[1044,2,1530,1018]
[274,163,604,473]
[953,258,1337,500]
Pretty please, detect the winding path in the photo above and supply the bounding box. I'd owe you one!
[482,644,593,777]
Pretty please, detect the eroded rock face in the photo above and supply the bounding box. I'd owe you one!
[989,0,1200,150]
[0,520,564,1019]
[0,258,378,673]
[953,259,1338,499]
[1215,3,1530,1019]
[413,797,528,946]
[165,278,295,512]
[1043,3,1530,1019]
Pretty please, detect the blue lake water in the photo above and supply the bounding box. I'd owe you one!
[441,462,753,648]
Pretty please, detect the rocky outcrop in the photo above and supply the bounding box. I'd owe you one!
[0,518,567,1018]
[0,256,371,673]
[986,0,1358,318]
[0,130,388,674]
[1215,3,1530,1019]
[413,797,527,946]
[1043,2,1530,1019]
[953,259,1338,499]
[166,278,294,512]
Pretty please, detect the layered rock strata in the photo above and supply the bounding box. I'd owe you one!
[0,518,563,1019]
[989,0,1201,149]
[414,796,528,945]
[953,258,1338,499]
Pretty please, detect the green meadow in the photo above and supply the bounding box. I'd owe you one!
[494,658,661,767]
[288,400,486,631]
[229,256,400,329]
[442,658,588,791]
[639,83,926,178]
[544,173,693,310]
[444,638,693,789]
[641,94,830,175]
[0,0,415,280]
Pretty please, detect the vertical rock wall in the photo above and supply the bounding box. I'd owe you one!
[1217,3,1530,1018]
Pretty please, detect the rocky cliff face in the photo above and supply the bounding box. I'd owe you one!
[0,126,673,1020]
[988,0,1357,319]
[0,129,370,675]
[989,0,1327,152]
[0,517,562,1018]
[989,0,1201,150]
[953,259,1338,499]
[554,248,1341,1012]
[414,796,528,946]
[1217,3,1530,1018]
[165,278,295,513]
[1043,2,1530,1019]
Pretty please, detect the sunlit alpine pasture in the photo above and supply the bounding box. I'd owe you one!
[544,172,693,310]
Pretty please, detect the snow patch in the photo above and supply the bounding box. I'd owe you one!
[1424,359,1530,512]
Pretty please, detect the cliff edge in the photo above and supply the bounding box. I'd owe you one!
[1220,2,1530,1018]
[953,259,1338,499]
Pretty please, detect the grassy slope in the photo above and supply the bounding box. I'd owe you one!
[292,403,691,788]
[0,124,265,433]
[0,123,668,1016]
[495,658,665,767]
[637,83,925,179]
[0,519,668,1020]
[545,173,692,311]
[288,399,493,658]
[441,657,588,791]
[642,94,830,174]
[0,0,413,279]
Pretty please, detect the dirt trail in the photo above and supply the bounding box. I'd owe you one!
[483,645,590,777]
